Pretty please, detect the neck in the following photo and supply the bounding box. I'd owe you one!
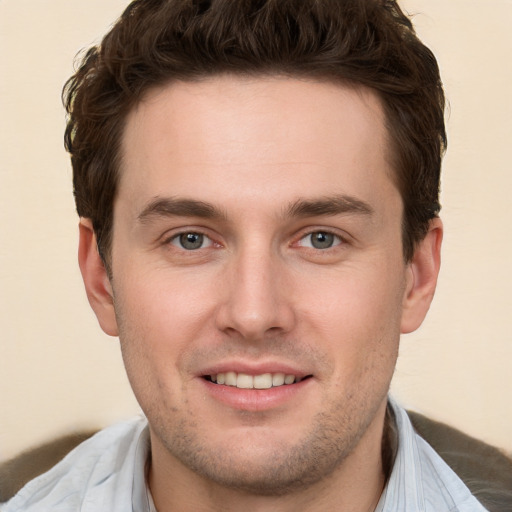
[148,401,392,512]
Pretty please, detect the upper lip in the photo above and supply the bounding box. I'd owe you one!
[198,360,311,379]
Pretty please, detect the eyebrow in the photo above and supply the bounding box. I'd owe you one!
[285,195,374,218]
[138,197,228,223]
[137,194,374,224]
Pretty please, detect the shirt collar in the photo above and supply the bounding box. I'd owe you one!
[131,423,155,512]
[375,398,487,512]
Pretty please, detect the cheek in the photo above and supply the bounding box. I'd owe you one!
[297,263,404,373]
[112,279,196,417]
[115,265,215,336]
[303,262,405,328]
[112,271,212,385]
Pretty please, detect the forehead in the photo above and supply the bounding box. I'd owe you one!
[118,76,397,216]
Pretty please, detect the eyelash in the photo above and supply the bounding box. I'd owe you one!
[164,229,346,252]
[295,231,345,250]
[166,231,216,251]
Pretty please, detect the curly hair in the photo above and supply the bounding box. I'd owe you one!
[63,0,446,265]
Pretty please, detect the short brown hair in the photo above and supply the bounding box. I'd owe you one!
[64,0,446,264]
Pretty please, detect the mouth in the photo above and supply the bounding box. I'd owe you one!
[203,372,313,390]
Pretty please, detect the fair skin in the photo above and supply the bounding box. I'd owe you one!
[79,77,442,512]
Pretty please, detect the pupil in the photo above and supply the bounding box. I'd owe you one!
[312,232,334,249]
[180,233,203,250]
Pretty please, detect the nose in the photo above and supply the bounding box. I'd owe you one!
[215,246,296,341]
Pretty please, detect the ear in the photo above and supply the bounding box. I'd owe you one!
[401,218,443,334]
[78,218,119,336]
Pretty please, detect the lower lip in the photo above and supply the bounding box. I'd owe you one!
[200,378,313,411]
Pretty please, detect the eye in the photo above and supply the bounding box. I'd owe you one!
[170,232,213,250]
[299,231,342,250]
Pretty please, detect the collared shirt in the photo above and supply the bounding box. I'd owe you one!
[1,400,488,512]
[375,401,488,511]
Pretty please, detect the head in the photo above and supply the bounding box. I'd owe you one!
[64,0,446,268]
[69,0,445,503]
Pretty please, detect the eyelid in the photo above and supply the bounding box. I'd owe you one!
[169,232,213,249]
[292,227,350,247]
[299,231,342,249]
[161,226,221,249]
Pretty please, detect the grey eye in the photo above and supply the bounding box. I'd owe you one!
[310,232,335,249]
[177,232,205,250]
[300,231,341,250]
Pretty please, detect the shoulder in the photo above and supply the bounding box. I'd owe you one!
[0,430,96,503]
[407,410,512,512]
[0,416,147,511]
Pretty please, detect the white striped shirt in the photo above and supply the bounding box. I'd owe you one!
[376,400,488,511]
[2,400,488,511]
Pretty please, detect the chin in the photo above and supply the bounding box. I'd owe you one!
[156,413,368,497]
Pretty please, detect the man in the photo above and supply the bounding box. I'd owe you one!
[1,0,506,511]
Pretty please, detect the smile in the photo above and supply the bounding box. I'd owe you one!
[206,372,309,389]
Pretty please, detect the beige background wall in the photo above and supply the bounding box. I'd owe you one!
[0,0,511,462]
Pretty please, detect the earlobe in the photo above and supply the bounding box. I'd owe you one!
[78,219,119,336]
[400,218,443,334]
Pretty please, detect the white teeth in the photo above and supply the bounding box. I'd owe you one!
[284,374,295,385]
[211,371,300,389]
[253,373,272,389]
[272,373,285,386]
[225,371,237,386]
[236,373,253,389]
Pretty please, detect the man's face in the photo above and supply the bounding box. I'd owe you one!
[103,77,415,493]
